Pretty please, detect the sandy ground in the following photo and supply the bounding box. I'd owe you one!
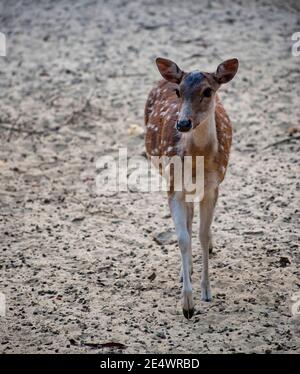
[0,0,299,354]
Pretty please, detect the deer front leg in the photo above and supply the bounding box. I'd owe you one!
[199,187,218,302]
[169,192,194,319]
[180,202,194,282]
[209,187,218,254]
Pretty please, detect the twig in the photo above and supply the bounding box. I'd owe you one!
[2,91,99,140]
[263,135,300,150]
[48,94,60,107]
[106,72,146,79]
[80,341,126,350]
[138,22,171,30]
[174,36,206,44]
[183,53,204,61]
[243,230,264,235]
[7,115,21,142]
[81,112,101,121]
[0,124,46,135]
[61,89,94,127]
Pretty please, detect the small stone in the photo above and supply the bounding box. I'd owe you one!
[156,331,166,339]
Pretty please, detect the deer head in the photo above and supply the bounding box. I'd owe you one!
[156,57,239,132]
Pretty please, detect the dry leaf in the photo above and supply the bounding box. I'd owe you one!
[127,124,144,136]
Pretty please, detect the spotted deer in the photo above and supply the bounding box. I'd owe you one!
[144,57,239,319]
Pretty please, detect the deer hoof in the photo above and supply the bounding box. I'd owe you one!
[208,236,214,254]
[183,307,194,319]
[201,292,212,302]
[201,286,212,302]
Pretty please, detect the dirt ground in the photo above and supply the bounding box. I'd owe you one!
[0,0,299,354]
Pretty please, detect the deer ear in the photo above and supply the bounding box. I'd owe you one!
[156,57,184,84]
[214,58,239,84]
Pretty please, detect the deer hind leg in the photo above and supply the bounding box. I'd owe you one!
[180,202,194,282]
[199,187,218,302]
[169,192,194,319]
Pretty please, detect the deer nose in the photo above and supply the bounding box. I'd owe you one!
[176,119,192,132]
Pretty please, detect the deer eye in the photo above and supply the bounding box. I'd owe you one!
[175,89,180,98]
[203,88,212,97]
